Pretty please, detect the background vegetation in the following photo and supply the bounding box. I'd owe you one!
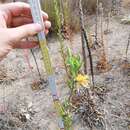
[1,0,114,34]
[40,0,112,34]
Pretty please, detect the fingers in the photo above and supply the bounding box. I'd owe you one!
[7,21,51,49]
[13,41,38,49]
[41,11,48,20]
[1,2,31,17]
[2,2,48,19]
[1,2,49,27]
[8,23,43,41]
[11,16,51,29]
[11,17,33,27]
[45,21,51,30]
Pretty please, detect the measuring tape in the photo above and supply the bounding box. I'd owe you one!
[28,0,64,129]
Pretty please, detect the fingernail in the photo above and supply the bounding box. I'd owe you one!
[42,12,48,19]
[34,23,42,32]
[45,29,49,34]
[45,21,51,29]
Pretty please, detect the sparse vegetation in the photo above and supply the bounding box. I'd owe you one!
[0,0,130,130]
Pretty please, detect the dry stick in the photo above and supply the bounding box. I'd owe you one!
[59,0,65,27]
[100,3,108,59]
[30,49,42,80]
[83,30,95,87]
[116,0,121,15]
[24,46,42,80]
[106,13,110,32]
[118,0,122,15]
[95,0,98,43]
[112,0,117,15]
[94,0,100,48]
[79,0,95,87]
[126,34,130,59]
[54,0,70,79]
[105,12,111,34]
[100,3,104,46]
[79,0,87,74]
[97,3,111,73]
[99,3,106,55]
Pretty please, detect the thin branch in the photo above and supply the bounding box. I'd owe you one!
[94,0,100,47]
[98,3,104,47]
[30,49,42,80]
[126,34,130,59]
[79,0,88,74]
[83,29,95,88]
[79,0,95,87]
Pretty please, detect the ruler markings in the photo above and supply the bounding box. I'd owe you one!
[28,0,64,129]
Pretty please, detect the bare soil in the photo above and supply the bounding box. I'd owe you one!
[0,13,130,130]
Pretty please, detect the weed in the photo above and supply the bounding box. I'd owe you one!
[66,48,83,92]
[59,47,90,129]
[65,48,104,128]
[71,88,104,130]
[51,1,74,129]
[54,100,73,130]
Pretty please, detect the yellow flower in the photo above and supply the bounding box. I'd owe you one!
[75,74,90,88]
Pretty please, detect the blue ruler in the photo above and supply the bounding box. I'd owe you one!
[28,0,64,129]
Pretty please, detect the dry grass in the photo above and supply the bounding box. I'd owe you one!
[41,0,98,33]
[3,0,112,33]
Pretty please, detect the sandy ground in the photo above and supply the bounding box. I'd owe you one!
[0,13,130,130]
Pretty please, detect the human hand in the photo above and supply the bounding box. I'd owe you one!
[0,2,51,60]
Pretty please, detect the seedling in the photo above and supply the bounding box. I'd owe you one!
[60,47,91,129]
[66,47,83,96]
[54,100,73,130]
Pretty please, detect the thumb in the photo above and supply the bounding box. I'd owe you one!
[9,23,42,41]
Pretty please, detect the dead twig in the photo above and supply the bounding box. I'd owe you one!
[79,0,95,87]
[79,0,88,74]
[93,0,101,49]
[125,34,130,59]
[30,49,42,80]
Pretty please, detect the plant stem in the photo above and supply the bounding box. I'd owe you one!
[99,3,108,58]
[53,0,69,79]
[94,0,100,47]
[30,49,42,80]
[59,0,65,27]
[79,0,88,74]
[79,0,95,88]
[126,34,130,59]
[100,3,104,46]
[83,29,95,88]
